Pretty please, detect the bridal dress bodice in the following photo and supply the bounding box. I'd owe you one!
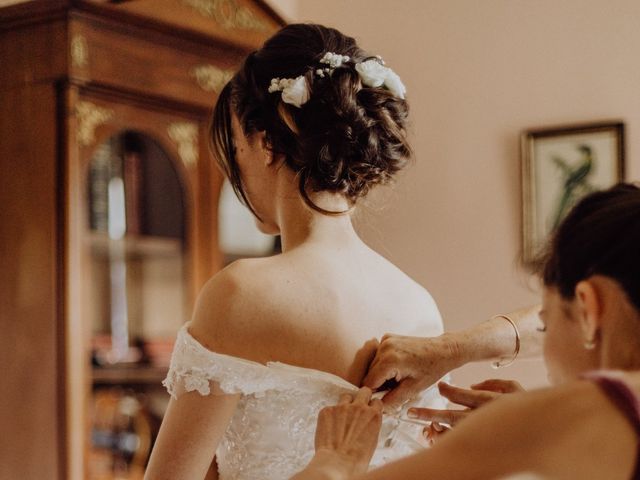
[163,323,447,480]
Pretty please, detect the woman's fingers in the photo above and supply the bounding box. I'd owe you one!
[369,398,384,412]
[438,382,498,408]
[314,387,384,474]
[470,378,524,394]
[407,407,468,426]
[431,421,445,432]
[362,357,398,391]
[422,421,451,445]
[353,387,373,405]
[340,389,383,408]
[379,377,420,411]
[361,335,409,390]
[413,380,520,432]
[380,333,400,343]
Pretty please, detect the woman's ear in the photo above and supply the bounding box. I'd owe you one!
[256,131,275,166]
[574,280,602,347]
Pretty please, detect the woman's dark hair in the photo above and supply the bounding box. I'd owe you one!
[210,23,411,217]
[540,183,640,311]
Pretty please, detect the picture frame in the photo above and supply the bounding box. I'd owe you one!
[521,121,625,264]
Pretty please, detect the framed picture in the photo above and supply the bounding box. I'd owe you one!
[521,121,625,264]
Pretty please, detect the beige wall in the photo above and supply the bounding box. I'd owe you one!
[267,0,297,21]
[270,0,640,388]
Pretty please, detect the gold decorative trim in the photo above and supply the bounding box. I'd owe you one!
[168,122,199,167]
[71,35,88,68]
[190,65,234,93]
[181,0,269,31]
[76,101,114,147]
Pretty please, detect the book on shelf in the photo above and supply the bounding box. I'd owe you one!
[88,140,113,233]
[123,150,143,236]
[89,135,145,237]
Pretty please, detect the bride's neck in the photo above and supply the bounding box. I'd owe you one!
[276,189,360,253]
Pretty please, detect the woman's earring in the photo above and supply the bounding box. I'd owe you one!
[584,338,597,350]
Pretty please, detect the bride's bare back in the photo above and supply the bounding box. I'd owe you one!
[189,238,442,386]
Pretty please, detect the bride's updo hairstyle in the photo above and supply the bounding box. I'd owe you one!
[540,183,640,312]
[211,23,411,216]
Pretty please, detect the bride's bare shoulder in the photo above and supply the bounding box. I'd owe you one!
[373,254,443,333]
[187,257,297,362]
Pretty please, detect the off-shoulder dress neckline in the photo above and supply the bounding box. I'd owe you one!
[180,322,359,392]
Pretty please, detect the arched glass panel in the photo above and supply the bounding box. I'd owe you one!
[86,130,187,479]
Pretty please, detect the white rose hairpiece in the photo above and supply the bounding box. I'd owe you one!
[268,52,406,108]
[268,76,310,108]
[355,59,406,99]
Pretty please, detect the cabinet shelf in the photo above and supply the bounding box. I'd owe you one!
[92,365,169,385]
[87,232,182,259]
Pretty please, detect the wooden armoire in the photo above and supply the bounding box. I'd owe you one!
[0,2,283,479]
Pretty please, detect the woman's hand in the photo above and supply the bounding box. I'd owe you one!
[362,333,466,410]
[315,387,383,473]
[361,305,542,411]
[408,379,524,444]
[292,387,383,480]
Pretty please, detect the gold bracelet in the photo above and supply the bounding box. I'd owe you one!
[491,314,520,368]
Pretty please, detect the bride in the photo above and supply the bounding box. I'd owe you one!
[145,23,445,480]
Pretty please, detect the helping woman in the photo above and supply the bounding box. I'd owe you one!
[294,183,640,480]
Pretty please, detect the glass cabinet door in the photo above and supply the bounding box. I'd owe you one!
[86,130,187,480]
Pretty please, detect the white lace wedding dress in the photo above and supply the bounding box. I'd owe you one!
[163,323,447,480]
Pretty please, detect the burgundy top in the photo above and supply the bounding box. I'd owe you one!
[584,371,640,480]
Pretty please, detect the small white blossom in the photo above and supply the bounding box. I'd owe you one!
[320,52,350,68]
[268,78,283,93]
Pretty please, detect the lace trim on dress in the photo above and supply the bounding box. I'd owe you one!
[162,323,358,399]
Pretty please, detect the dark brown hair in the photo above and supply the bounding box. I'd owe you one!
[540,183,640,311]
[210,23,411,217]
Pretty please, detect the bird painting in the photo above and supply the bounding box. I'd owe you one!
[550,144,596,230]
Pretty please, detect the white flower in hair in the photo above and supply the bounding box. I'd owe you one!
[267,53,406,107]
[281,76,310,107]
[382,69,406,99]
[320,52,350,68]
[268,77,283,93]
[355,59,406,99]
[355,59,387,88]
[268,76,310,108]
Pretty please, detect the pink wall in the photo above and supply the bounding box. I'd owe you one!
[272,0,640,387]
